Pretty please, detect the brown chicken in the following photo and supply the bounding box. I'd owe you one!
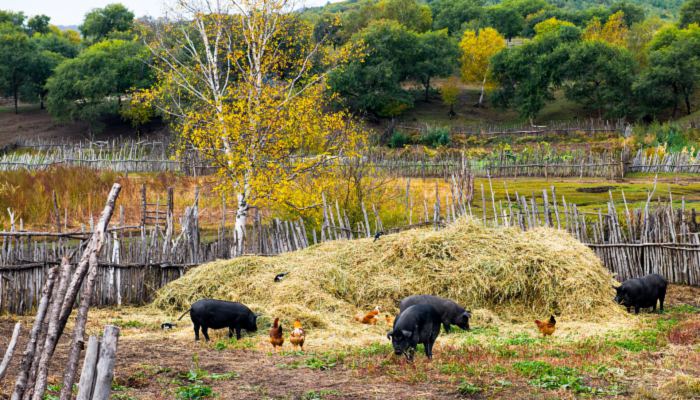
[269,317,284,352]
[385,314,395,326]
[354,306,381,325]
[535,315,557,336]
[289,319,306,351]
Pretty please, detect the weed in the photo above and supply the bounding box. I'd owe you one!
[389,132,411,149]
[176,383,213,400]
[456,380,481,395]
[213,340,228,351]
[513,360,593,393]
[356,343,392,357]
[305,355,338,370]
[208,372,239,381]
[301,389,341,399]
[503,333,539,346]
[111,319,144,329]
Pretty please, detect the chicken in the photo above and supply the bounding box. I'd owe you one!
[354,306,381,325]
[289,319,305,351]
[385,314,395,326]
[269,317,284,352]
[535,315,556,336]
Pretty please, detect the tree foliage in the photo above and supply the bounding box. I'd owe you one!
[79,3,135,42]
[0,23,32,113]
[140,0,365,249]
[46,39,151,132]
[459,27,506,106]
[563,40,637,117]
[680,0,700,27]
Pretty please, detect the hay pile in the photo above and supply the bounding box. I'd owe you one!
[153,218,625,345]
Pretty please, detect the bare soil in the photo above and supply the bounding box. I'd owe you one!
[0,285,696,399]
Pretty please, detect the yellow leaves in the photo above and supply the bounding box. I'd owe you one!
[533,18,575,38]
[583,11,629,47]
[459,27,506,87]
[440,77,460,106]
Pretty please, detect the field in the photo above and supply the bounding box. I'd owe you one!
[0,286,697,399]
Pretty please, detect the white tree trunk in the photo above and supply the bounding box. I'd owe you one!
[478,74,487,107]
[234,193,248,255]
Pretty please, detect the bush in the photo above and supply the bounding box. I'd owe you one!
[389,131,411,148]
[419,126,451,147]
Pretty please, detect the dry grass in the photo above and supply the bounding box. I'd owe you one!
[153,218,628,348]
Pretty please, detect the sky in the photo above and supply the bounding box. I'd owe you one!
[0,0,340,26]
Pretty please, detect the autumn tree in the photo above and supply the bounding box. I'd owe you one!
[441,77,460,117]
[583,11,628,46]
[142,0,364,252]
[460,27,506,107]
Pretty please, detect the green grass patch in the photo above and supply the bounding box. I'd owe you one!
[301,389,341,399]
[456,380,482,395]
[512,360,594,393]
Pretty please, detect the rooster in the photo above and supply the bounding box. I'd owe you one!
[269,317,284,352]
[289,319,305,351]
[535,315,556,337]
[354,306,381,325]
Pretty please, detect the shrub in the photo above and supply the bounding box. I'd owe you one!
[389,131,411,148]
[419,126,451,147]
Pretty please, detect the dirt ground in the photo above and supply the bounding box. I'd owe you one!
[0,107,167,146]
[0,289,697,399]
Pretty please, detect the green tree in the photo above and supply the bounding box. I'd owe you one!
[79,3,134,42]
[329,20,418,117]
[0,23,32,113]
[27,14,50,35]
[22,49,64,109]
[486,6,524,40]
[491,25,580,120]
[376,0,432,32]
[680,0,700,27]
[610,2,645,26]
[0,10,25,27]
[412,29,459,101]
[635,25,700,117]
[563,41,636,117]
[31,31,80,58]
[430,0,484,34]
[46,39,151,134]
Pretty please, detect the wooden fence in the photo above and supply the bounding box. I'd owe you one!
[1,174,699,315]
[2,136,700,178]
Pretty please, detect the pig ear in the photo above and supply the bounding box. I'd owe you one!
[387,330,393,340]
[464,311,471,319]
[401,329,413,339]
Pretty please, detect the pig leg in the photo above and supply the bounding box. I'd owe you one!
[235,327,242,340]
[193,323,201,341]
[202,326,210,342]
[424,341,433,360]
[443,323,451,334]
[634,306,640,314]
[228,327,234,339]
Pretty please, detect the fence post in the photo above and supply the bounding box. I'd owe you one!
[91,325,120,400]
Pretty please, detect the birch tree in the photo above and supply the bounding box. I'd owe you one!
[459,27,505,107]
[139,0,362,252]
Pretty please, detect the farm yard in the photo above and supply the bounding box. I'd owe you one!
[1,0,700,398]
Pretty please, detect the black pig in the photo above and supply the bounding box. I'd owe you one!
[399,294,471,333]
[178,299,258,341]
[614,274,667,314]
[387,304,442,361]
